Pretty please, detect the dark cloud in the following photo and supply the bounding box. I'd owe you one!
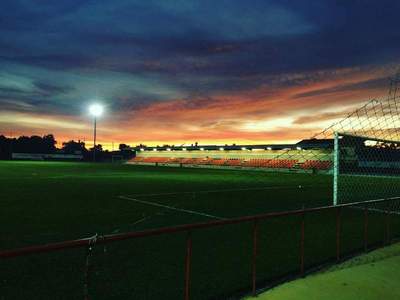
[0,78,75,116]
[33,81,74,95]
[1,0,399,85]
[0,99,34,111]
[0,0,399,143]
[0,54,95,71]
[0,1,87,31]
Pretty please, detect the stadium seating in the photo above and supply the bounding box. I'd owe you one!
[268,159,298,168]
[300,160,332,170]
[226,159,242,166]
[128,157,171,164]
[242,159,262,167]
[180,158,196,164]
[128,157,144,163]
[210,159,228,166]
[146,157,170,163]
[241,158,297,168]
[167,157,182,164]
[197,158,214,165]
[180,158,191,164]
[128,156,331,172]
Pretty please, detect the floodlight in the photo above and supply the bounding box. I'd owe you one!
[89,104,104,117]
[153,148,157,151]
[88,103,104,162]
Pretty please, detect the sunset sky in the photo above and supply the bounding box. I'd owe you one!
[1,0,400,149]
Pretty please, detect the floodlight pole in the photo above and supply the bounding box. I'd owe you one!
[93,116,97,162]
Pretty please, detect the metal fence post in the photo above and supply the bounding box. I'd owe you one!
[84,235,97,300]
[336,207,341,262]
[83,246,91,300]
[252,220,259,296]
[385,202,391,245]
[184,231,193,300]
[300,210,305,276]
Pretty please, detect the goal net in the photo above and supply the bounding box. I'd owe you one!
[273,71,400,207]
[333,133,400,205]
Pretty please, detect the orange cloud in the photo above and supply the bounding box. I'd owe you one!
[0,65,394,149]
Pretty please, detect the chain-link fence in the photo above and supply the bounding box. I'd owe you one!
[1,197,399,300]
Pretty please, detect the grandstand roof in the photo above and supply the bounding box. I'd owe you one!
[131,139,333,152]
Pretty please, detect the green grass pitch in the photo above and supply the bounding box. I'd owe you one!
[0,161,398,299]
[0,161,332,249]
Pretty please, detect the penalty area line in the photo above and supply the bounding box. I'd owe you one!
[118,195,226,220]
[124,184,320,198]
[350,206,400,216]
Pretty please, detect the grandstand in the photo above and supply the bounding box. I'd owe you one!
[127,139,333,172]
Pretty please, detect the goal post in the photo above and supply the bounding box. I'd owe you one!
[332,132,400,205]
[333,132,339,206]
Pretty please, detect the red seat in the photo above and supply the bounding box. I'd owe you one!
[130,156,304,169]
[301,160,332,170]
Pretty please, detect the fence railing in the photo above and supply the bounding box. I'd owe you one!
[1,197,400,299]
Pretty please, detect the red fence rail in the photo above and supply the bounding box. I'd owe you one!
[1,196,399,299]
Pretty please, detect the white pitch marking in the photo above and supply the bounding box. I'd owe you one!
[130,216,149,225]
[350,205,400,216]
[111,216,150,234]
[124,184,320,198]
[341,174,400,180]
[118,195,226,220]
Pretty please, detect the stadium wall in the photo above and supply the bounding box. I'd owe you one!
[12,153,83,161]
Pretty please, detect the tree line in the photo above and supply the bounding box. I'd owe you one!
[0,134,134,161]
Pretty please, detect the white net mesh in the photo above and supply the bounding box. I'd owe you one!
[335,134,400,204]
[274,71,400,206]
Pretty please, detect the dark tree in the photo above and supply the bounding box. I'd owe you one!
[42,134,57,153]
[12,134,57,153]
[0,135,11,159]
[62,140,87,154]
[90,144,103,152]
[119,143,130,151]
